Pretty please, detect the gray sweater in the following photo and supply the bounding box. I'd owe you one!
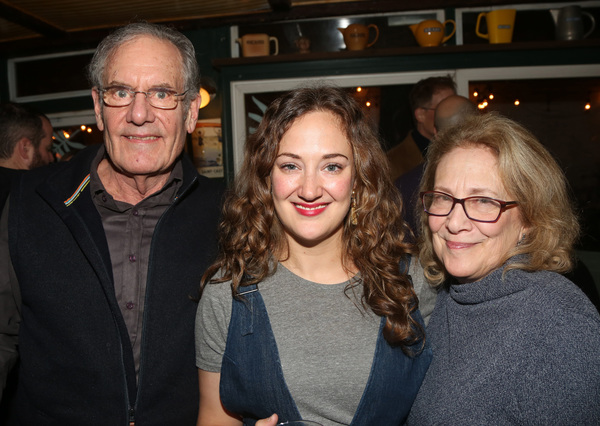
[407,265,600,425]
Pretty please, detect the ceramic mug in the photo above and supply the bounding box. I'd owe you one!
[476,9,517,44]
[338,24,379,50]
[236,33,279,57]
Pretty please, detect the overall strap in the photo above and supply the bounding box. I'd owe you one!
[350,315,432,425]
[350,253,431,425]
[220,284,302,425]
[399,253,412,275]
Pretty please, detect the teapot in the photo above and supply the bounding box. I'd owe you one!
[410,19,456,47]
[550,6,596,41]
[338,24,379,50]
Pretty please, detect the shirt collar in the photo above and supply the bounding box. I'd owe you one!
[89,145,183,209]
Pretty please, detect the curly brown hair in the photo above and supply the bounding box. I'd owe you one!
[418,112,580,286]
[202,84,423,350]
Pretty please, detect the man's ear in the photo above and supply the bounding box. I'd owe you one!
[15,137,34,169]
[186,95,201,134]
[91,88,105,131]
[414,107,427,126]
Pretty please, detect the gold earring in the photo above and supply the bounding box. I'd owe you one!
[350,191,358,226]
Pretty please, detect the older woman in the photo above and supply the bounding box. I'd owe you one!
[407,112,600,424]
[196,86,433,426]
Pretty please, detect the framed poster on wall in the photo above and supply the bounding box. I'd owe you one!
[189,119,223,178]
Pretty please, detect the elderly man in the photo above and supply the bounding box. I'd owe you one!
[0,23,222,425]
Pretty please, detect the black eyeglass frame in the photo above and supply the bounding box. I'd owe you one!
[420,190,519,223]
[97,86,189,110]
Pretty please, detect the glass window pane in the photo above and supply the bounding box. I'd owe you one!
[469,77,600,252]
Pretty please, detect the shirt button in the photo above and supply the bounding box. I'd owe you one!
[128,254,136,262]
[132,209,139,216]
[126,302,134,310]
[101,194,107,202]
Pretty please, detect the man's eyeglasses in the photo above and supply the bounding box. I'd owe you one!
[420,190,519,223]
[98,86,189,110]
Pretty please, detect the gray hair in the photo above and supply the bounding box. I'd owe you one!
[87,22,200,108]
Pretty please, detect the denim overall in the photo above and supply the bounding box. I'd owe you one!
[219,260,432,425]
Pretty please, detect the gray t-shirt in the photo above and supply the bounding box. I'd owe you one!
[195,260,435,426]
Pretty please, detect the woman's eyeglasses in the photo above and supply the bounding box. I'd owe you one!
[420,190,518,223]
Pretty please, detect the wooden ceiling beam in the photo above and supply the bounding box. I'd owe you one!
[0,0,66,38]
[0,0,559,53]
[183,0,555,27]
[268,0,292,12]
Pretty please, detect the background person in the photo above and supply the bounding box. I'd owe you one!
[408,113,600,424]
[432,94,477,134]
[0,22,222,424]
[196,86,433,426]
[0,103,55,411]
[386,75,455,183]
[396,94,476,237]
[0,102,54,172]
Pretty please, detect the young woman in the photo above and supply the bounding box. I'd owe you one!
[195,86,433,426]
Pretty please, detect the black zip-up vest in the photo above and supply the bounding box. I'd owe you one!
[8,145,222,425]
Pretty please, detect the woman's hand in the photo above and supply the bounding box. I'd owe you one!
[256,414,278,426]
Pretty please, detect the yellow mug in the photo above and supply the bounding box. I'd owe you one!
[476,9,517,44]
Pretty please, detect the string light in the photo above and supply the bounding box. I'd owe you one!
[356,87,363,93]
[470,83,597,112]
[365,101,371,107]
[472,86,493,106]
[80,125,86,131]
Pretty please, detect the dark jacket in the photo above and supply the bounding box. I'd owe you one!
[0,166,19,212]
[7,145,222,425]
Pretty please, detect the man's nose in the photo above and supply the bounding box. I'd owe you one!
[127,92,155,125]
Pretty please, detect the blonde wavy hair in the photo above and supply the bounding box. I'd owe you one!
[418,112,579,286]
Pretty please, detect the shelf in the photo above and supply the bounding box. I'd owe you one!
[213,38,600,68]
